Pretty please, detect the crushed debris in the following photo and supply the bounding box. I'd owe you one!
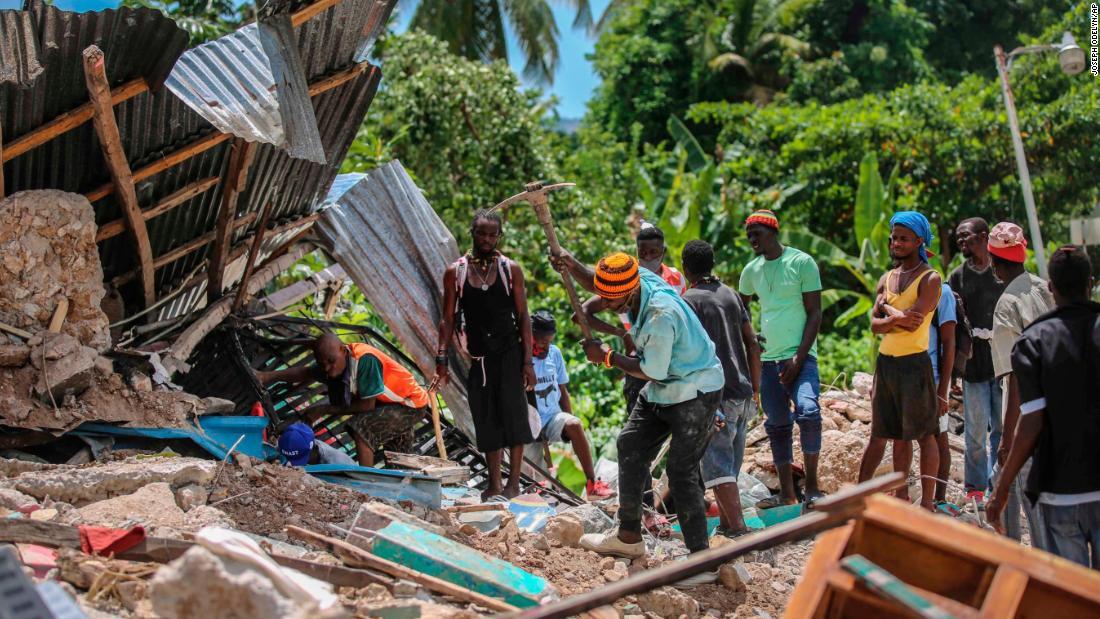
[0,191,111,352]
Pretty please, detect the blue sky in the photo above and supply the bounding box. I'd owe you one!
[0,0,606,118]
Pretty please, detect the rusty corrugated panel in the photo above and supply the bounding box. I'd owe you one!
[166,15,325,163]
[314,162,477,441]
[0,10,43,88]
[1,0,395,315]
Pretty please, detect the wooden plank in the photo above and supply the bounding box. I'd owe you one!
[207,138,257,303]
[290,0,343,26]
[84,131,232,203]
[83,45,156,308]
[977,567,1028,619]
[1,78,147,164]
[0,321,33,340]
[83,58,369,205]
[308,61,369,96]
[286,525,519,613]
[96,176,220,242]
[48,298,69,333]
[785,524,855,619]
[0,519,389,589]
[840,555,959,619]
[232,200,276,312]
[860,496,1100,604]
[167,243,312,367]
[511,474,906,619]
[110,212,256,287]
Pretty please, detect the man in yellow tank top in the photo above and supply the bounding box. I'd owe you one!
[857,211,943,511]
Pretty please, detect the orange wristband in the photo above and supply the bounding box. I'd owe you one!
[603,349,614,369]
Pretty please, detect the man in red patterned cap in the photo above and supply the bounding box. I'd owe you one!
[738,209,825,511]
[987,221,1053,547]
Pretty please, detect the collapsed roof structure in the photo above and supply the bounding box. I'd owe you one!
[1,0,389,325]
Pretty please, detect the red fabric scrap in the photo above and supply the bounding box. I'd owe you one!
[78,525,146,556]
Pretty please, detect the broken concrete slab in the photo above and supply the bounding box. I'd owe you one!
[0,457,57,478]
[33,339,97,402]
[0,487,38,511]
[7,456,216,505]
[151,545,304,619]
[78,482,187,529]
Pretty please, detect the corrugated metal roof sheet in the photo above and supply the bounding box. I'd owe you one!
[166,15,325,163]
[0,10,43,88]
[1,0,396,317]
[314,162,477,441]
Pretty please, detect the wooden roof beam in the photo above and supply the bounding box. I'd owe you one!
[2,0,348,167]
[83,46,156,309]
[111,211,256,288]
[95,176,220,242]
[207,138,257,303]
[83,61,376,204]
[1,78,148,165]
[232,201,277,312]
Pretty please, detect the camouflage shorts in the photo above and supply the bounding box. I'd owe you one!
[345,404,426,453]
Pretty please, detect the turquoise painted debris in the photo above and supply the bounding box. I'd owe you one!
[368,520,554,608]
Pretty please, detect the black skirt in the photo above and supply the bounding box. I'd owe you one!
[466,341,535,452]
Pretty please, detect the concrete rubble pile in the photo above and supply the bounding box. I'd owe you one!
[743,372,967,504]
[0,443,821,619]
[0,191,234,433]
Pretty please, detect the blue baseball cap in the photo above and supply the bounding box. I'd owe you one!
[278,422,315,466]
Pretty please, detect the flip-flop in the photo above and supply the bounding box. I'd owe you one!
[802,491,828,512]
[755,495,794,510]
[714,526,752,540]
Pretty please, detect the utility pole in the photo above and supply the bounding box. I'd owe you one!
[994,45,1047,279]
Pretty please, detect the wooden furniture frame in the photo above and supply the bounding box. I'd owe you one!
[786,495,1100,618]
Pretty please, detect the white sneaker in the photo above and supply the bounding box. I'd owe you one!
[578,532,645,559]
[674,569,718,588]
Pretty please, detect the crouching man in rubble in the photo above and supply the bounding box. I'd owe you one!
[254,333,431,467]
[552,250,725,587]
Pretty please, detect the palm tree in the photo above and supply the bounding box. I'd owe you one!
[405,0,593,84]
[706,0,809,104]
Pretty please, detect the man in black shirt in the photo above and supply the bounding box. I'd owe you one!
[949,217,1006,503]
[681,240,761,537]
[988,246,1100,568]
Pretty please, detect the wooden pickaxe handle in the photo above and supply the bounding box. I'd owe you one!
[529,193,594,341]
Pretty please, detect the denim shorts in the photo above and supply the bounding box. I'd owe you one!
[701,398,753,488]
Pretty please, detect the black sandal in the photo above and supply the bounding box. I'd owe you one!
[802,491,828,512]
[754,495,793,510]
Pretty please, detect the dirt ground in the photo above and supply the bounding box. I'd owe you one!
[465,517,811,618]
[212,460,371,540]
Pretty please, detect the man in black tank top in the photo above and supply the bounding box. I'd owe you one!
[432,210,537,500]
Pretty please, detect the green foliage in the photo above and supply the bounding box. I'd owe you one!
[121,0,248,45]
[817,331,875,389]
[405,0,594,84]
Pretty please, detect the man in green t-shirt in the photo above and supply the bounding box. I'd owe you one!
[738,209,824,509]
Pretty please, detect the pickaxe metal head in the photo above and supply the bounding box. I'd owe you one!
[489,181,575,213]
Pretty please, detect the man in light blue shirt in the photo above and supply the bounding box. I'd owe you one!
[553,250,723,586]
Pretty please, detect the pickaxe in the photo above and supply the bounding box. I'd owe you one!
[491,181,593,340]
